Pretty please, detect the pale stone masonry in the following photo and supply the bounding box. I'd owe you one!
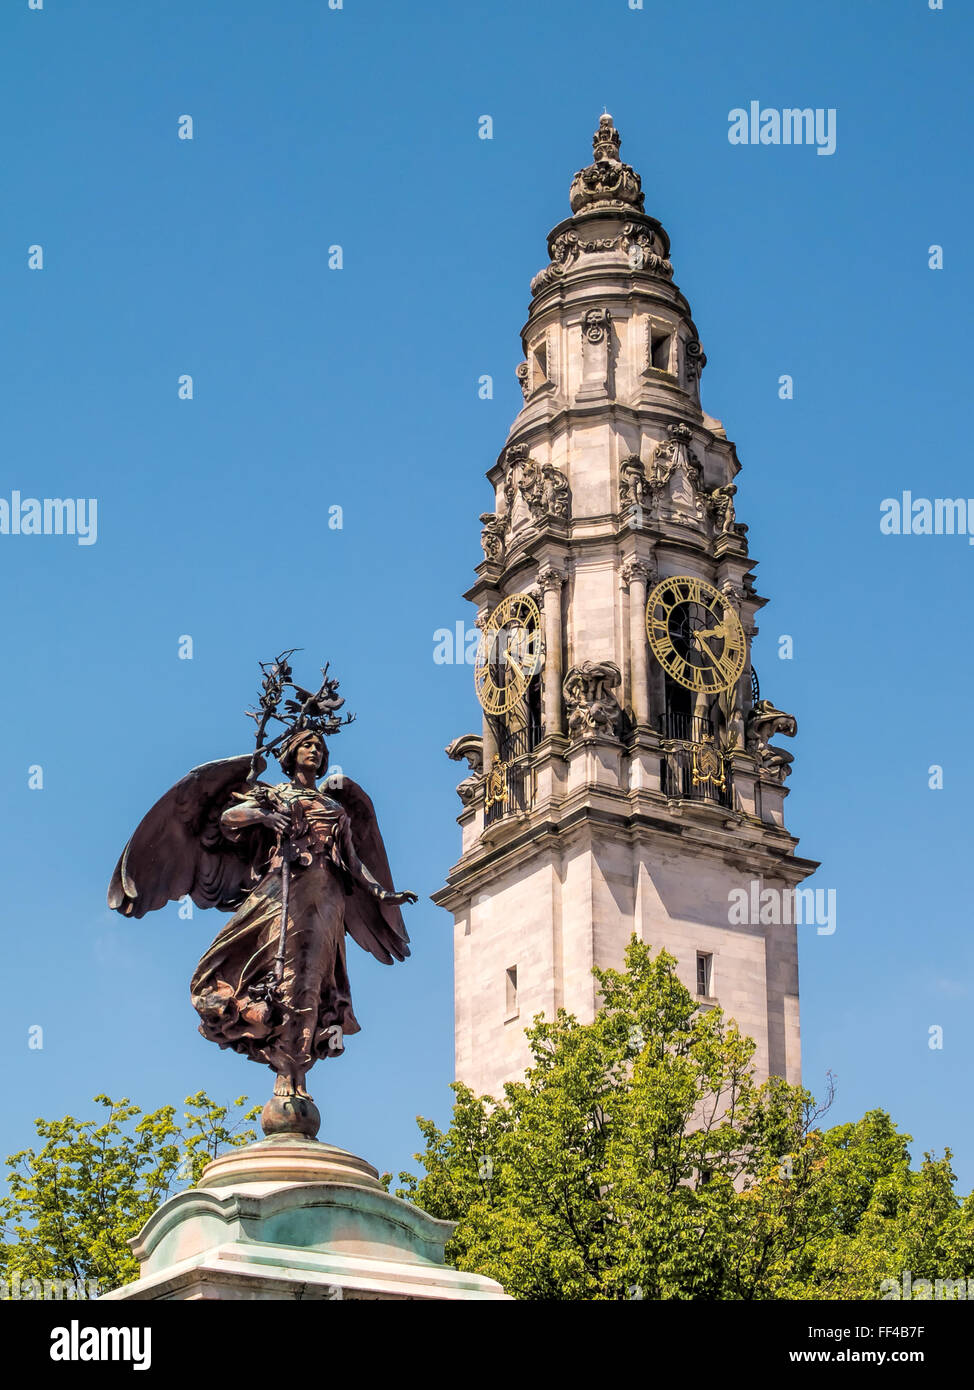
[434,116,817,1100]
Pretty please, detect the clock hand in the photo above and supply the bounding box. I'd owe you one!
[506,651,527,682]
[693,621,730,648]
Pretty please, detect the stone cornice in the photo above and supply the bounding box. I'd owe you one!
[463,525,766,608]
[523,272,696,333]
[494,407,741,481]
[432,797,819,912]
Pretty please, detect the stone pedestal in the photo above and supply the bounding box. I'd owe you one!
[101,1135,508,1301]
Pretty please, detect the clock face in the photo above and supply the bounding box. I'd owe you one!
[646,575,746,694]
[474,592,544,715]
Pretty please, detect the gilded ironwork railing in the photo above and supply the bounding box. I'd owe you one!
[657,711,733,807]
[657,711,713,743]
[484,715,541,826]
[660,752,733,807]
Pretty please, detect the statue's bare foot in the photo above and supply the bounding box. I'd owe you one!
[261,1078,321,1140]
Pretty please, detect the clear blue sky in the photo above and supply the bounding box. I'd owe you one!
[1,0,972,1193]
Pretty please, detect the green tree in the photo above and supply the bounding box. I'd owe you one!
[0,1091,258,1295]
[398,939,973,1300]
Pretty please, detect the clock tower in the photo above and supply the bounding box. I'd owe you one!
[434,116,818,1099]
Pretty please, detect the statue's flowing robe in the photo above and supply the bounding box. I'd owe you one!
[191,784,373,1072]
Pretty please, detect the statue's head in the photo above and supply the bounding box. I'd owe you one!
[278,728,329,780]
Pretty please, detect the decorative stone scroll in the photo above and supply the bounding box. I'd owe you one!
[683,338,706,381]
[623,223,673,279]
[530,221,673,297]
[530,230,580,295]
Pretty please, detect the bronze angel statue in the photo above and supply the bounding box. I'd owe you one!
[107,655,416,1135]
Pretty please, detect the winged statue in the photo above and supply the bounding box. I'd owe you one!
[107,656,417,1136]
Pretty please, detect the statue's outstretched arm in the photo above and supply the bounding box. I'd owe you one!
[341,819,417,906]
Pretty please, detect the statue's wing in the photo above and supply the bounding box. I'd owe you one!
[108,754,269,919]
[330,778,411,966]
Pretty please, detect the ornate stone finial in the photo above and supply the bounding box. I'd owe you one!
[593,112,621,162]
[569,114,645,214]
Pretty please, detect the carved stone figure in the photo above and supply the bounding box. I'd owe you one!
[619,455,649,514]
[745,699,798,782]
[446,734,485,806]
[651,422,705,526]
[651,422,701,484]
[714,683,744,753]
[707,483,748,543]
[535,462,571,520]
[504,446,571,529]
[479,511,506,563]
[563,661,625,739]
[107,655,417,1138]
[709,483,738,534]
